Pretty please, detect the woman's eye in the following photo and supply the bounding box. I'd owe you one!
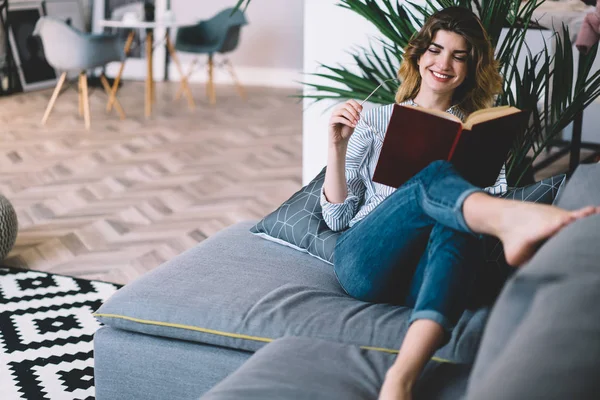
[454,56,467,62]
[427,48,439,54]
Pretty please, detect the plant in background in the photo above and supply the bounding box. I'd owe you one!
[302,0,600,186]
[233,0,252,12]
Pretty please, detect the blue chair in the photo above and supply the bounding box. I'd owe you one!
[33,17,126,130]
[174,8,248,105]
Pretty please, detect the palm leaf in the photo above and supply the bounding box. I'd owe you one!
[233,0,251,12]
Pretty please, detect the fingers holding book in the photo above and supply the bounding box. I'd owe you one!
[328,100,364,146]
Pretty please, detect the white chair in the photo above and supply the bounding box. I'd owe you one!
[33,17,126,130]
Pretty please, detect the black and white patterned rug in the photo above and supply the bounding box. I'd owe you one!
[0,266,121,400]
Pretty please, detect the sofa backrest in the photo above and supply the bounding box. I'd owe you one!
[555,163,600,210]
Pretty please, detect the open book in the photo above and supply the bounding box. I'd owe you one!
[372,104,528,188]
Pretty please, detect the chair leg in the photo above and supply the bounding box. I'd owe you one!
[100,74,126,120]
[207,54,216,105]
[78,74,84,116]
[166,35,195,109]
[42,71,68,126]
[107,30,135,112]
[175,58,197,101]
[224,59,246,100]
[80,72,91,130]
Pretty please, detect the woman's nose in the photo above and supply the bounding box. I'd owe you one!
[437,54,452,70]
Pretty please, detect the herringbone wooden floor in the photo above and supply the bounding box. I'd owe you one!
[0,81,303,284]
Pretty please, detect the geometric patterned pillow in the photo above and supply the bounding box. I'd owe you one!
[473,173,567,306]
[250,167,340,264]
[500,174,567,203]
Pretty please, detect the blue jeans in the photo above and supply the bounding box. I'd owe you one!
[334,160,484,332]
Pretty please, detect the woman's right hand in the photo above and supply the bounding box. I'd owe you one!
[328,100,363,146]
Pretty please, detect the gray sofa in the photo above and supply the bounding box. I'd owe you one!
[93,164,600,400]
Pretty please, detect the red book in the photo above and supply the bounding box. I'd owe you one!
[372,104,528,188]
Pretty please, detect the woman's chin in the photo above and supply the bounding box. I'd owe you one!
[424,83,456,96]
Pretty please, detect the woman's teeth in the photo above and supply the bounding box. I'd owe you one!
[432,71,451,79]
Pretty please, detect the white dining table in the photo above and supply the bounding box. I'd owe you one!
[97,19,197,117]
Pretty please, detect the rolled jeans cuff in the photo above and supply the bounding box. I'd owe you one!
[409,310,454,333]
[454,188,484,235]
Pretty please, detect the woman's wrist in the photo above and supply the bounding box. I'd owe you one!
[384,364,416,390]
[328,141,348,153]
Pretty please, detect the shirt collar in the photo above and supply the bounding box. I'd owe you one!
[405,99,465,121]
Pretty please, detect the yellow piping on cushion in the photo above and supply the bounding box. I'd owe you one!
[94,313,273,343]
[93,313,454,363]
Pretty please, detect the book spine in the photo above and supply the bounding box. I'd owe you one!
[447,126,463,161]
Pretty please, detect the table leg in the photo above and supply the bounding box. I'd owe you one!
[152,76,156,104]
[166,35,195,109]
[107,30,135,112]
[146,31,153,117]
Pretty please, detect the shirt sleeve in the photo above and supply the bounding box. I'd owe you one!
[319,116,373,232]
[483,163,508,195]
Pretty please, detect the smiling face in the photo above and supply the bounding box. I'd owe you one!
[417,30,469,99]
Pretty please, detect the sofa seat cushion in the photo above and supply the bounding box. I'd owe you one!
[95,221,489,364]
[201,336,472,400]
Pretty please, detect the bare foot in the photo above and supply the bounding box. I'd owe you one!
[495,202,598,266]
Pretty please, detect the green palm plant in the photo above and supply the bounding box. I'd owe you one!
[302,0,600,185]
[233,0,252,12]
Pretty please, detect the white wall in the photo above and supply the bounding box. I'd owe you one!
[168,0,304,88]
[302,0,382,184]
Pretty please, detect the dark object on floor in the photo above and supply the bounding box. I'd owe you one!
[0,195,17,260]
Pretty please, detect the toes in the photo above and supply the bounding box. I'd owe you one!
[582,206,597,216]
[571,206,596,219]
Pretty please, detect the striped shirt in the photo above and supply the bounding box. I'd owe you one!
[320,101,508,232]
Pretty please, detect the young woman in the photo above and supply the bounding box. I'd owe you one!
[321,7,599,400]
